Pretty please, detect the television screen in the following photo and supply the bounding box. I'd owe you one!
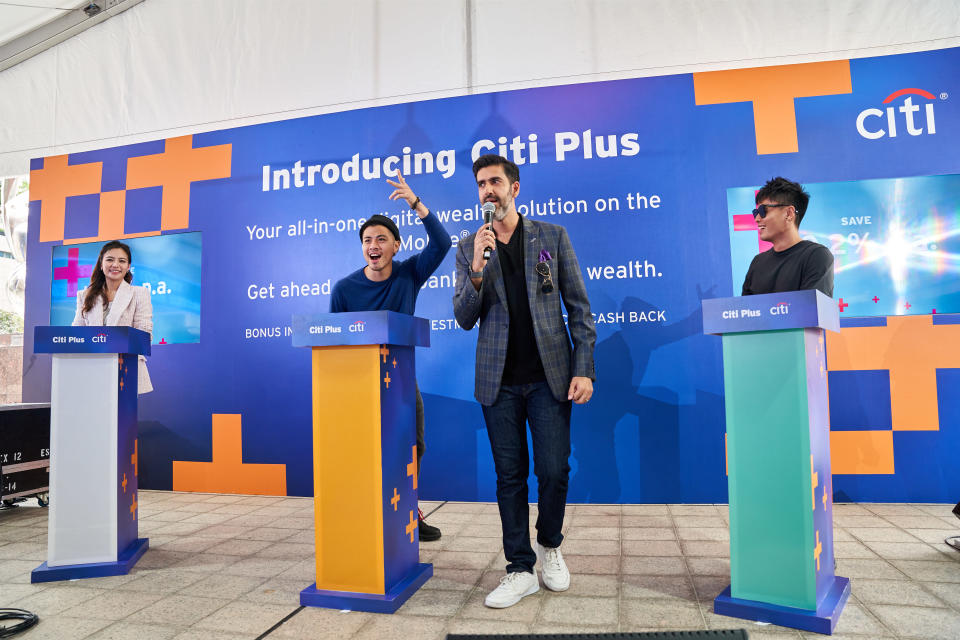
[50,232,201,344]
[728,174,960,316]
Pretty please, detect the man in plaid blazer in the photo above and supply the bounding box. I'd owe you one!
[453,155,596,608]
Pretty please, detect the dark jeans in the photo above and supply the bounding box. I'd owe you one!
[481,381,572,573]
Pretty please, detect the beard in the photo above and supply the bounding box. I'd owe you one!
[492,197,512,221]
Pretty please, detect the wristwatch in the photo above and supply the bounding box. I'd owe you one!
[470,270,484,279]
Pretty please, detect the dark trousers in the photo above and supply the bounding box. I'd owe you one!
[481,381,572,573]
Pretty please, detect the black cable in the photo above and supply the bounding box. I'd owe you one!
[254,606,302,640]
[424,500,447,519]
[0,609,39,638]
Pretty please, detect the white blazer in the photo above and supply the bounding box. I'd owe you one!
[73,280,154,394]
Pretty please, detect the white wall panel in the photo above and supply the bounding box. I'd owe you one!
[374,2,469,101]
[54,25,130,146]
[471,1,599,89]
[0,49,57,168]
[1,0,959,177]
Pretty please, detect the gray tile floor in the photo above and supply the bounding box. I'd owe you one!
[1,492,958,639]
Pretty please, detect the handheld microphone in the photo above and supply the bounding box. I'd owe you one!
[481,202,496,260]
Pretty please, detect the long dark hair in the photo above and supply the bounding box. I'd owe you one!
[82,241,133,314]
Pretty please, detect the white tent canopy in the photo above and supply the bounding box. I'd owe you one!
[1,0,959,178]
[0,1,80,49]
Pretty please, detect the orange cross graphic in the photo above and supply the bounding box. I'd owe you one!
[383,372,391,389]
[392,357,397,369]
[121,473,127,493]
[810,455,818,511]
[130,492,138,521]
[827,316,960,431]
[171,413,286,495]
[693,61,852,154]
[406,510,417,543]
[822,484,828,510]
[825,316,960,475]
[30,154,103,242]
[131,439,138,476]
[125,135,232,232]
[814,530,822,571]
[90,189,160,243]
[406,445,417,490]
[379,345,390,363]
[391,487,400,511]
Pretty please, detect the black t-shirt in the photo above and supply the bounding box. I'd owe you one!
[497,222,546,385]
[742,240,835,297]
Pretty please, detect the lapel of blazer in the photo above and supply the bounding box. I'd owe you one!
[84,288,105,323]
[105,280,133,326]
[523,216,540,309]
[485,238,509,312]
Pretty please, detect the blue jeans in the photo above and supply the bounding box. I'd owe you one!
[481,381,572,573]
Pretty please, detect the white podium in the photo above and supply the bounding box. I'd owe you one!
[31,326,150,582]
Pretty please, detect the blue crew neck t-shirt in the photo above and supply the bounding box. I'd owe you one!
[329,212,452,314]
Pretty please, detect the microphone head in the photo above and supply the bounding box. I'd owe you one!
[481,202,496,223]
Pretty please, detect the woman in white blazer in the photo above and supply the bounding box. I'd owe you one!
[72,240,154,394]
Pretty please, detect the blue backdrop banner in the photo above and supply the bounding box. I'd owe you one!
[23,47,960,503]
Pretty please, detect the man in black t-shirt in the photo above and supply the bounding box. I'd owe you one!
[742,176,834,297]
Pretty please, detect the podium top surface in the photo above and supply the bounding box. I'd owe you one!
[702,290,840,335]
[34,326,152,355]
[292,311,430,348]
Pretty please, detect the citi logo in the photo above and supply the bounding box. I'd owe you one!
[856,88,939,140]
[92,333,107,343]
[770,302,790,315]
[349,321,365,333]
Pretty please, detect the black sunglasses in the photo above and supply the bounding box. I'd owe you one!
[536,261,554,293]
[752,203,792,218]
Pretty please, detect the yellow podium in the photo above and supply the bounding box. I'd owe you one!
[292,311,432,613]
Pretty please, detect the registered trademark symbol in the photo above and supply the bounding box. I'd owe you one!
[460,230,469,238]
[941,92,948,100]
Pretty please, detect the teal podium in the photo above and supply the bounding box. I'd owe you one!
[703,290,850,635]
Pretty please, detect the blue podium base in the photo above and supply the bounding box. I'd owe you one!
[300,562,433,613]
[31,538,149,583]
[714,576,851,635]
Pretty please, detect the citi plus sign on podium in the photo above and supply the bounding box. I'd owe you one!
[292,311,433,613]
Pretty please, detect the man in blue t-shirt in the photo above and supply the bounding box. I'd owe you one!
[330,172,452,541]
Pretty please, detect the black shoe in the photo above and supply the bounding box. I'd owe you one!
[418,510,441,542]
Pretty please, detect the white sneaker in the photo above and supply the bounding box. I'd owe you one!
[537,542,570,591]
[484,571,539,608]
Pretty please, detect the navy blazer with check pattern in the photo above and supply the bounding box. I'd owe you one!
[453,216,597,406]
